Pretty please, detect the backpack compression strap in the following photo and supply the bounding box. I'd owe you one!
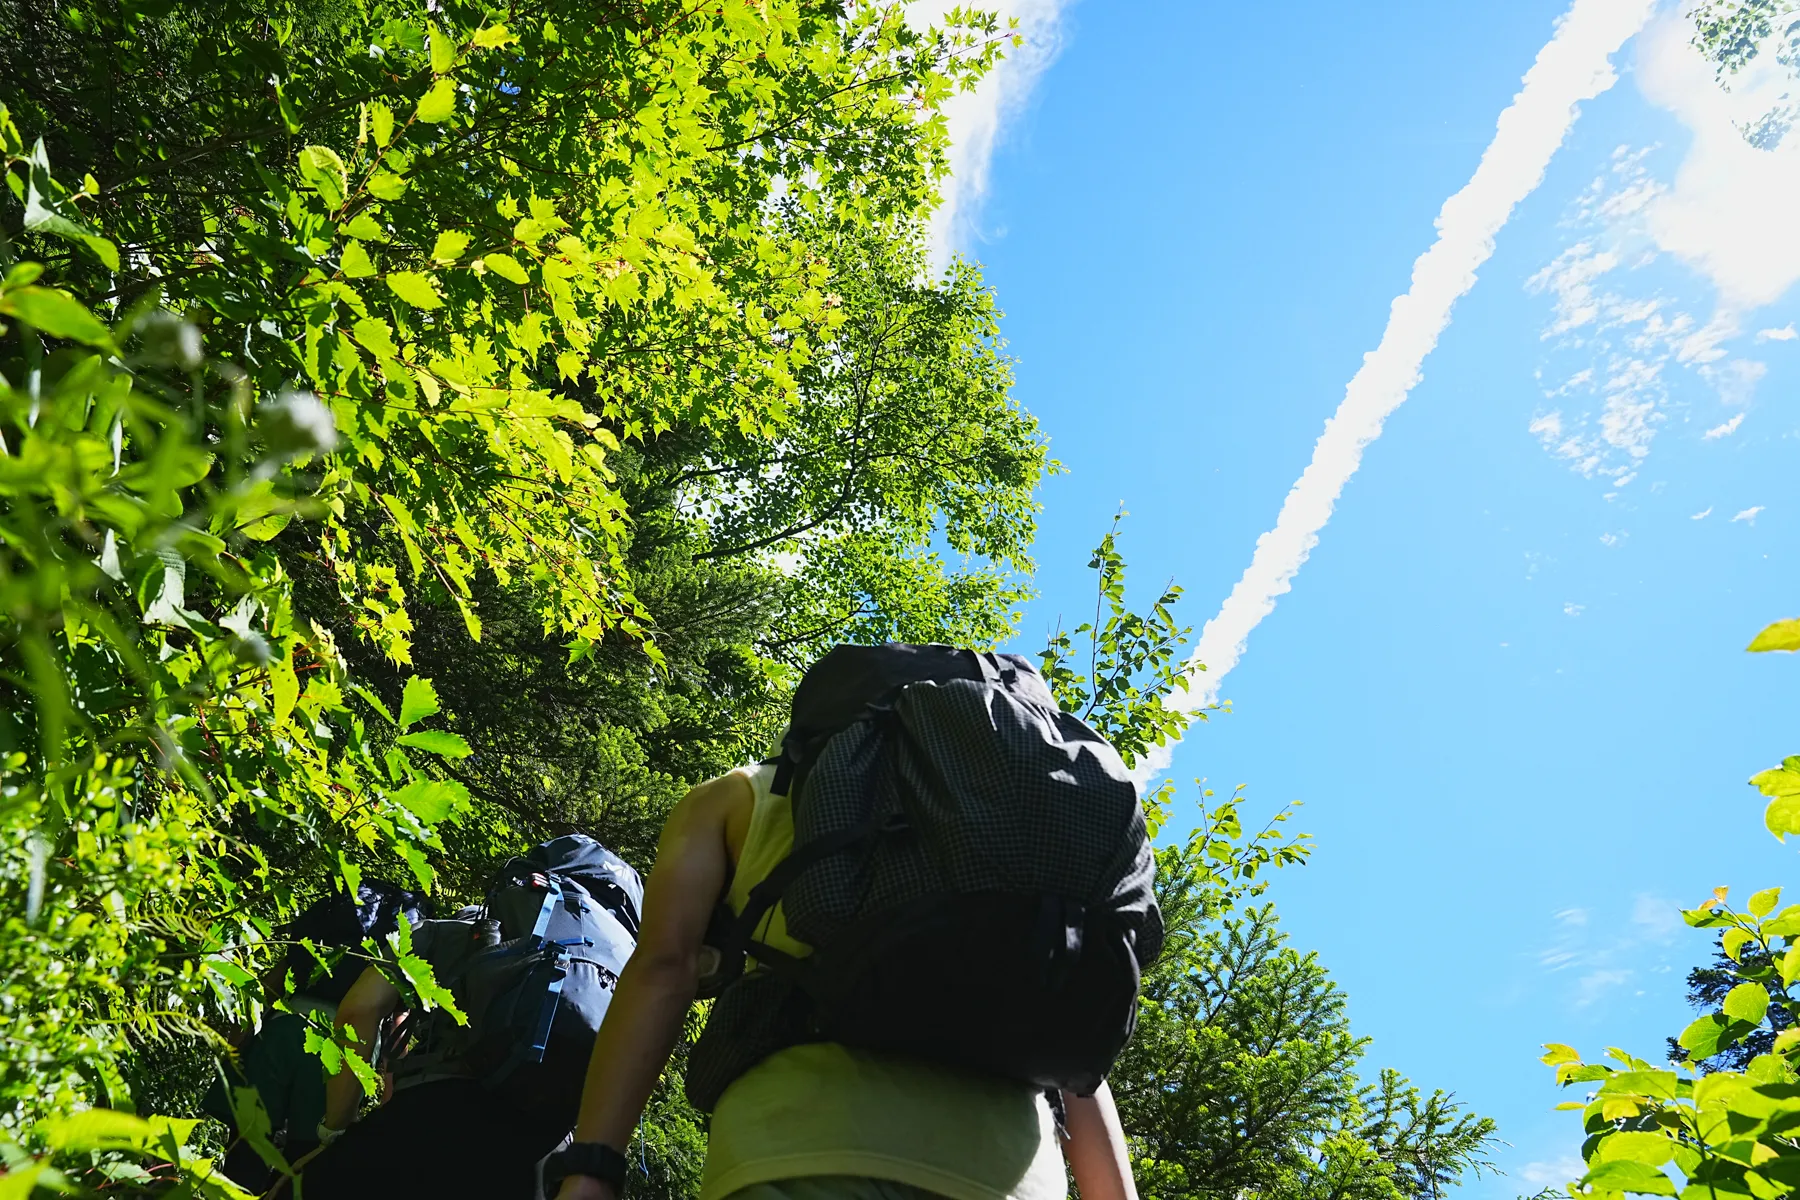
[483,873,580,1088]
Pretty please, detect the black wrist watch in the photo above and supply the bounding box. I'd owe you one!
[545,1142,629,1193]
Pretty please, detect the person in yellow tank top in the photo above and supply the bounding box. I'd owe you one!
[549,766,1140,1200]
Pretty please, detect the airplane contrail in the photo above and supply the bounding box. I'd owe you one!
[1141,0,1656,782]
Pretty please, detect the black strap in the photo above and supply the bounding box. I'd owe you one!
[544,1142,629,1192]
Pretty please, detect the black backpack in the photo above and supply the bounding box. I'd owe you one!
[686,643,1161,1112]
[394,835,642,1131]
[283,878,433,1002]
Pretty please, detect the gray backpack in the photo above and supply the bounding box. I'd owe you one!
[394,836,641,1132]
[686,643,1161,1111]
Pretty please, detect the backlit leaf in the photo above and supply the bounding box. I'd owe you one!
[1748,619,1800,653]
[340,240,376,278]
[395,730,472,759]
[0,285,112,347]
[298,145,348,210]
[386,271,443,309]
[1724,983,1771,1026]
[398,676,440,730]
[416,78,457,123]
[483,253,528,283]
[390,778,466,823]
[431,230,471,263]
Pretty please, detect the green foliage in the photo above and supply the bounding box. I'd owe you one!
[0,0,1037,1190]
[1040,517,1198,775]
[1546,619,1800,1200]
[1690,0,1800,78]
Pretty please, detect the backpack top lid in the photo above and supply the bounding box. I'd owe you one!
[785,643,1056,742]
[514,833,645,928]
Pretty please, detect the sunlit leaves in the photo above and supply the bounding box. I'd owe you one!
[386,271,443,309]
[1749,619,1800,653]
[298,145,348,210]
[415,78,457,123]
[0,284,111,347]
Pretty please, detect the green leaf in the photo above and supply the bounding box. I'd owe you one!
[395,730,472,759]
[39,1108,157,1151]
[270,658,298,727]
[1749,619,1800,652]
[393,920,464,1021]
[1597,1132,1679,1167]
[298,145,348,210]
[1725,927,1753,961]
[416,78,457,124]
[1750,888,1783,918]
[472,23,515,48]
[429,27,457,73]
[1682,1013,1733,1059]
[398,676,441,730]
[1724,983,1771,1026]
[1542,1043,1582,1066]
[390,779,465,823]
[0,285,112,347]
[367,172,408,201]
[1782,945,1800,989]
[483,252,529,283]
[340,240,377,279]
[369,101,396,148]
[387,271,443,309]
[431,230,471,263]
[1581,1160,1677,1196]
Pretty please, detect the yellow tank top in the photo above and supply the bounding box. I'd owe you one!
[698,764,1067,1200]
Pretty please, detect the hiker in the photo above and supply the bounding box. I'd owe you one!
[303,835,642,1198]
[548,644,1158,1200]
[204,879,429,1190]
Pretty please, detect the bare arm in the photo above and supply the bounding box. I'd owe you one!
[1062,1081,1138,1200]
[321,965,400,1131]
[556,772,747,1200]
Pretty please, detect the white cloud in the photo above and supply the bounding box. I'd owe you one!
[910,0,1066,269]
[1556,907,1590,926]
[1519,1157,1588,1189]
[1576,967,1633,1006]
[1636,15,1800,310]
[1703,413,1745,439]
[1632,893,1683,941]
[1135,0,1654,784]
[1525,14,1800,483]
[1692,506,1713,519]
[1733,505,1766,523]
[1564,602,1586,616]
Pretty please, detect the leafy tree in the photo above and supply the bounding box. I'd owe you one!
[0,0,1030,1189]
[1543,615,1800,1200]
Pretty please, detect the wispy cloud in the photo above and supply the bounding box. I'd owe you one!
[1692,506,1713,519]
[1704,413,1746,439]
[910,0,1066,269]
[1538,893,1683,1010]
[1138,0,1653,782]
[1733,505,1765,524]
[1527,12,1800,482]
[1519,1156,1587,1189]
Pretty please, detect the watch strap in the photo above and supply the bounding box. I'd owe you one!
[545,1142,629,1192]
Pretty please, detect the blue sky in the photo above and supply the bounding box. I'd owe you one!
[924,0,1800,1192]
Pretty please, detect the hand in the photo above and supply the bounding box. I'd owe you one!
[553,1175,616,1200]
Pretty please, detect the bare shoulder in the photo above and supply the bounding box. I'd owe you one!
[662,770,754,855]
